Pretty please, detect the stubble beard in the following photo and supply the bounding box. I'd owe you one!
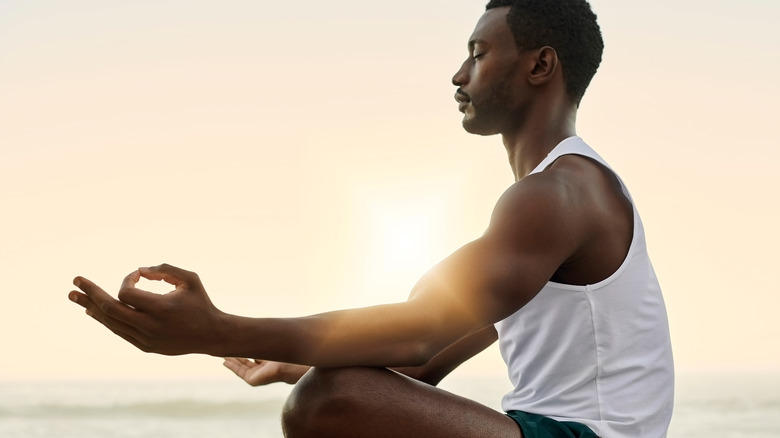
[461,80,515,137]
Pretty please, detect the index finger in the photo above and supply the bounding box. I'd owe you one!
[120,269,141,290]
[138,263,198,287]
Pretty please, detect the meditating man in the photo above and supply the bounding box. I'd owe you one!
[69,1,674,436]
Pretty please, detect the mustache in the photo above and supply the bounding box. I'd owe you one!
[455,89,471,102]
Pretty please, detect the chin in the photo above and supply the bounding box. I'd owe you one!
[462,119,500,136]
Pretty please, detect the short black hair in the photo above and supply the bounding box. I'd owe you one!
[485,0,604,105]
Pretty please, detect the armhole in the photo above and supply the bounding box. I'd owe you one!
[542,153,638,291]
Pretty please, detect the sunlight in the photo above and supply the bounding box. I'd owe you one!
[372,207,434,274]
[350,184,451,303]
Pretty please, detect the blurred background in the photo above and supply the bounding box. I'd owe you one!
[1,0,778,383]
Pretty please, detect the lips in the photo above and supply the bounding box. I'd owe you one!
[454,90,471,112]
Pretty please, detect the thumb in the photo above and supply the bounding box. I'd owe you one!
[117,283,163,311]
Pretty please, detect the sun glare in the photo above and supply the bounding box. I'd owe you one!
[374,210,434,274]
[350,185,451,303]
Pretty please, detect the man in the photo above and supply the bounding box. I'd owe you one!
[68,1,674,437]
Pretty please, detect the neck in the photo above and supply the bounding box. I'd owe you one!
[502,102,578,181]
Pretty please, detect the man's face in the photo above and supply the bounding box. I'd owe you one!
[453,7,523,136]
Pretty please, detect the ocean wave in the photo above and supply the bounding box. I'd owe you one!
[679,397,780,412]
[0,399,286,419]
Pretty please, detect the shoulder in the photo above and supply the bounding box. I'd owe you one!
[491,155,597,222]
[497,153,626,214]
[487,153,634,284]
[487,153,631,256]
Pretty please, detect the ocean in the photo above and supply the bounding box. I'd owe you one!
[1,372,778,437]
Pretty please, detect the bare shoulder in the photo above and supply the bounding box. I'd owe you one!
[488,154,633,285]
[489,154,622,231]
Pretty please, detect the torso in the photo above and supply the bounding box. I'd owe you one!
[495,137,675,438]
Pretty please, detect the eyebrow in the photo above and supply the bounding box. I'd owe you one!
[468,38,488,49]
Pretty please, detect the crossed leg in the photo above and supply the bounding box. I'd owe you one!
[281,367,522,438]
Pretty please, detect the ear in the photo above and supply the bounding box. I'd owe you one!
[528,46,559,86]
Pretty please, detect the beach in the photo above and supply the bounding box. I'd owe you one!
[2,372,778,437]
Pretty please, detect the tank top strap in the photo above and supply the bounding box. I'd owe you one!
[531,136,636,203]
[529,136,609,176]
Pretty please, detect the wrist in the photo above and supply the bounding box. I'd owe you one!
[281,363,311,384]
[208,310,236,357]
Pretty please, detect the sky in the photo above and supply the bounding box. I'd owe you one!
[1,0,778,381]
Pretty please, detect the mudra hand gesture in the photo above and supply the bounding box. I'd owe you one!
[69,264,228,356]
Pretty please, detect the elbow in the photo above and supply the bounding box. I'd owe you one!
[401,311,465,368]
[401,333,449,368]
[385,336,439,368]
[407,342,437,368]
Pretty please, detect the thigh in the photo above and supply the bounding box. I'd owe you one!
[282,367,522,438]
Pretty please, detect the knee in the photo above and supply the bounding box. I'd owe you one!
[281,367,377,438]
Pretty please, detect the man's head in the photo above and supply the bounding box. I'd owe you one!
[452,1,603,137]
[485,0,603,106]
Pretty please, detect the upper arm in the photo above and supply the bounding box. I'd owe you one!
[409,175,587,351]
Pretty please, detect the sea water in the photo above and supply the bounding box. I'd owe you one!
[1,372,778,437]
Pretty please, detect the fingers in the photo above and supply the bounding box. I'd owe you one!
[69,281,152,349]
[117,271,167,311]
[70,266,208,357]
[88,307,151,348]
[224,357,256,372]
[120,270,141,290]
[139,263,198,287]
[223,358,272,386]
[73,276,123,315]
[68,290,90,309]
[117,287,164,312]
[117,269,155,310]
[71,276,149,330]
[223,357,245,374]
[223,357,253,380]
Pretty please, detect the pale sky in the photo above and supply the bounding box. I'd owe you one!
[1,0,778,380]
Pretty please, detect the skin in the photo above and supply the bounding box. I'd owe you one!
[69,7,630,438]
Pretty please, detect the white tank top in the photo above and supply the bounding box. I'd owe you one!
[495,137,674,438]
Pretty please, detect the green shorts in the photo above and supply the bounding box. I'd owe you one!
[505,411,599,438]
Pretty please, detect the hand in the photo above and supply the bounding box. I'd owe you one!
[68,264,227,356]
[223,357,310,386]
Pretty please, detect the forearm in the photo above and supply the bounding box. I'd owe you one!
[392,325,498,386]
[214,301,459,368]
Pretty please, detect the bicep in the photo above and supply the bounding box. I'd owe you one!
[411,181,582,338]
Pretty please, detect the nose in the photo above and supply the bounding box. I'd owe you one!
[452,59,470,87]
